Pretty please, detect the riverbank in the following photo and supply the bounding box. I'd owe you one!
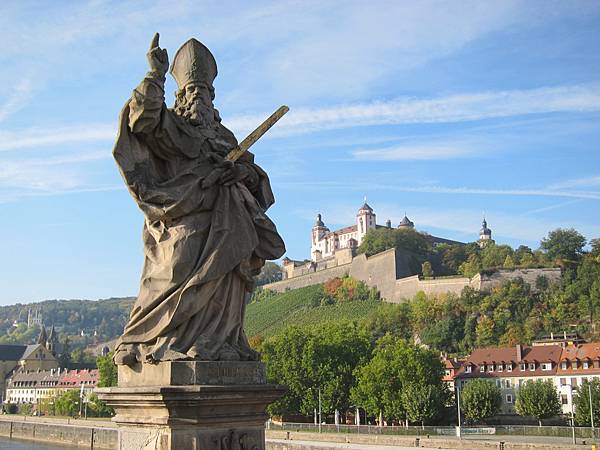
[0,416,116,449]
[0,416,595,449]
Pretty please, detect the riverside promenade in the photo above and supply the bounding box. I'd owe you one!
[1,415,598,449]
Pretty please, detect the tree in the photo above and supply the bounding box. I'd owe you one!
[590,238,600,257]
[475,316,495,347]
[263,321,372,416]
[540,228,586,261]
[459,254,482,278]
[421,261,433,278]
[439,244,468,274]
[481,244,514,269]
[54,389,80,417]
[574,379,600,426]
[97,352,118,387]
[255,261,282,286]
[358,228,430,257]
[460,379,501,424]
[58,336,72,367]
[515,380,561,426]
[87,392,114,417]
[402,383,444,427]
[351,335,445,422]
[503,255,515,269]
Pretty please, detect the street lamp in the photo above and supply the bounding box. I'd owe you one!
[588,382,595,439]
[569,384,576,445]
[318,388,322,433]
[456,384,462,439]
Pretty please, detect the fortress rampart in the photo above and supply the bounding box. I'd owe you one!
[263,248,561,302]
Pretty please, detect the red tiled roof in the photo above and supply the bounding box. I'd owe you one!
[58,369,98,387]
[456,345,562,379]
[557,343,600,376]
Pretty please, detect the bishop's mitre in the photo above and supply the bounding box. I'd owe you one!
[170,38,217,89]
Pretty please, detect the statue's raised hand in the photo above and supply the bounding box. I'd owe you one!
[147,33,169,76]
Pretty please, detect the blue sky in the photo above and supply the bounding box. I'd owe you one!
[1,0,599,304]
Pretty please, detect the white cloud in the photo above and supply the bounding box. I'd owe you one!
[548,175,600,190]
[305,202,600,245]
[4,83,597,152]
[0,125,115,152]
[0,79,34,122]
[0,185,124,204]
[0,150,110,193]
[352,144,473,161]
[381,206,600,244]
[522,199,584,216]
[276,180,600,201]
[224,84,600,137]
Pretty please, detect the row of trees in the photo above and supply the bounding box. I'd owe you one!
[460,378,600,427]
[261,321,448,425]
[259,319,600,426]
[358,227,595,279]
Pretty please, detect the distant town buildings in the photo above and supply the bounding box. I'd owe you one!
[5,368,98,405]
[452,337,600,416]
[0,343,59,403]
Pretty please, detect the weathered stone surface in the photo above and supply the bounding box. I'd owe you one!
[118,361,266,387]
[98,383,286,450]
[104,32,287,450]
[112,32,285,367]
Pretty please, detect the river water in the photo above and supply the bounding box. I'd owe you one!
[0,437,72,449]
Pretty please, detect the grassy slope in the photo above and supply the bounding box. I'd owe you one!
[244,285,381,337]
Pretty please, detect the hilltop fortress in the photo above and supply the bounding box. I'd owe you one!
[263,201,561,302]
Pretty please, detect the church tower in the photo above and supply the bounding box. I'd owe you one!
[47,325,60,355]
[478,217,494,248]
[37,325,48,347]
[356,201,376,245]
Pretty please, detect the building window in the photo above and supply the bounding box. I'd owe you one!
[506,394,513,403]
[529,363,536,371]
[571,378,578,388]
[561,395,569,405]
[480,365,485,373]
[541,362,551,371]
[584,361,590,369]
[560,378,567,386]
[465,365,472,373]
[561,361,568,370]
[498,364,504,372]
[488,365,494,373]
[520,363,526,371]
[505,379,512,388]
[507,364,512,372]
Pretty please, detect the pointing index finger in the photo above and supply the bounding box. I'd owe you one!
[150,32,160,50]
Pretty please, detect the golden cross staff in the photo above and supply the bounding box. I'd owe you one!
[202,105,289,188]
[226,105,289,161]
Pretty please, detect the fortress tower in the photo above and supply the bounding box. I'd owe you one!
[356,201,376,244]
[479,217,494,248]
[311,214,330,261]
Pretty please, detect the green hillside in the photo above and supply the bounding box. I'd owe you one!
[244,284,382,337]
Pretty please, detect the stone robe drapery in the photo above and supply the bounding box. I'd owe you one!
[112,73,285,363]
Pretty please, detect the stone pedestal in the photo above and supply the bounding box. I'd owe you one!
[97,361,285,450]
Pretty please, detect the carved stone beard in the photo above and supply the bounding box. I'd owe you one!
[177,98,220,130]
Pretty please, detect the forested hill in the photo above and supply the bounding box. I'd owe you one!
[0,297,134,345]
